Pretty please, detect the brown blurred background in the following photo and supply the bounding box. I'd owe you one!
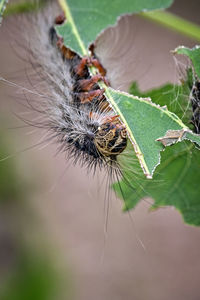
[0,0,200,299]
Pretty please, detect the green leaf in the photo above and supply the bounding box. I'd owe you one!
[114,82,200,226]
[129,80,200,149]
[0,0,8,24]
[174,46,200,78]
[106,87,188,178]
[115,142,200,226]
[56,0,173,56]
[129,81,190,123]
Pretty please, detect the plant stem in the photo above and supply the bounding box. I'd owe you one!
[140,10,200,42]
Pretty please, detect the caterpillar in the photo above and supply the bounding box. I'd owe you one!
[190,77,200,134]
[10,3,129,188]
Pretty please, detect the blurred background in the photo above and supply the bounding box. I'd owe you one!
[0,0,200,299]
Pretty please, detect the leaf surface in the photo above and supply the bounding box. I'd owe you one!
[114,82,200,226]
[116,142,200,226]
[106,87,187,178]
[57,0,173,55]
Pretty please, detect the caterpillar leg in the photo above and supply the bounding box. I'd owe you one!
[77,74,109,91]
[55,12,66,25]
[88,58,106,77]
[76,89,105,104]
[56,37,76,60]
[75,56,107,78]
[77,74,103,91]
[75,57,89,76]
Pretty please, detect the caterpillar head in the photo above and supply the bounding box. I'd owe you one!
[94,120,127,159]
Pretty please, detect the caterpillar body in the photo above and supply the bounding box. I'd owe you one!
[19,4,128,181]
[190,78,200,134]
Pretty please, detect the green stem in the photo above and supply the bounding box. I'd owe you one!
[140,10,200,42]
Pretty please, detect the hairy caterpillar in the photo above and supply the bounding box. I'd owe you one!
[48,14,127,169]
[189,77,200,134]
[5,2,131,192]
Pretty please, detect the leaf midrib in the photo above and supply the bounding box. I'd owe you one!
[58,0,87,55]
